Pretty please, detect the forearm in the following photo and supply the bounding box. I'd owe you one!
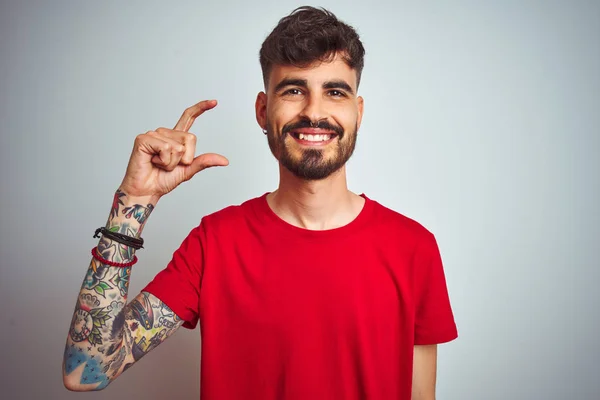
[411,344,437,400]
[63,189,156,390]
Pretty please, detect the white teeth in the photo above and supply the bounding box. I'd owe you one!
[297,134,332,142]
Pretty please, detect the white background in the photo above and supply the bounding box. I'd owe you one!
[1,0,598,399]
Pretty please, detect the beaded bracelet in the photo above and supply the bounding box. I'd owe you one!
[91,246,138,267]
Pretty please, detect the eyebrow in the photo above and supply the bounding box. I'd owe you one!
[323,80,355,95]
[273,78,355,96]
[273,78,308,93]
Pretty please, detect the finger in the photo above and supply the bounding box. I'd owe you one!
[183,153,229,181]
[147,130,187,170]
[155,128,196,165]
[143,134,183,170]
[137,134,173,166]
[181,133,196,165]
[159,147,185,171]
[173,100,217,132]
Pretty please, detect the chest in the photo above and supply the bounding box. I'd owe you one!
[200,233,417,333]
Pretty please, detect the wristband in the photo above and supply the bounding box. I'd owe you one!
[94,227,144,250]
[91,246,138,267]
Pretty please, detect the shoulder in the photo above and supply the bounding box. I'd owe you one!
[366,197,444,265]
[367,196,436,245]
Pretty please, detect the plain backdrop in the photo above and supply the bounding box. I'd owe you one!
[1,1,598,399]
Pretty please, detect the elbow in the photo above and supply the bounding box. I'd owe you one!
[63,371,109,392]
[62,344,111,391]
[63,374,84,392]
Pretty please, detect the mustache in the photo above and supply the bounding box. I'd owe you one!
[282,118,344,138]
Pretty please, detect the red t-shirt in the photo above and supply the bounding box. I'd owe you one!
[144,193,457,399]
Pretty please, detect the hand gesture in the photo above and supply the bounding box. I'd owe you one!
[119,100,229,199]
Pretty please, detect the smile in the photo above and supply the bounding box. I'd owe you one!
[289,131,338,146]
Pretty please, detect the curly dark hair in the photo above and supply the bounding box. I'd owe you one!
[259,6,365,88]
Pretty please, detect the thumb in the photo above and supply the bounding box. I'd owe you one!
[184,153,229,180]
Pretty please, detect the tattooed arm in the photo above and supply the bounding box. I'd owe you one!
[63,190,184,391]
[63,101,228,390]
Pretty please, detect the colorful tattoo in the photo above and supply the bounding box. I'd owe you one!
[64,343,110,389]
[122,203,154,226]
[118,240,135,263]
[97,239,118,263]
[124,293,182,362]
[69,293,111,346]
[109,268,130,297]
[129,292,154,330]
[110,190,126,220]
[65,290,183,388]
[83,260,116,298]
[157,301,181,329]
[64,191,172,389]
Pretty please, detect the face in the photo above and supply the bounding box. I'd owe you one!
[256,54,364,180]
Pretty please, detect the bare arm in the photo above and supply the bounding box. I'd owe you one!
[411,344,438,400]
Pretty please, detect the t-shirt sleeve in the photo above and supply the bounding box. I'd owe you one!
[413,232,458,345]
[142,221,207,329]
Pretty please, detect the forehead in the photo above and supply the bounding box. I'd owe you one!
[268,55,357,91]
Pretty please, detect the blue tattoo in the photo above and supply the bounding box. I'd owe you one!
[64,345,110,389]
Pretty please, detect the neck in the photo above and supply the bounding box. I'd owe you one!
[267,164,364,230]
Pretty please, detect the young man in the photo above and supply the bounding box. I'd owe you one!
[63,6,457,399]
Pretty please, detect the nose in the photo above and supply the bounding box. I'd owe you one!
[299,93,328,123]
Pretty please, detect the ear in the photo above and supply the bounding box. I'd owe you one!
[255,91,267,130]
[356,95,364,131]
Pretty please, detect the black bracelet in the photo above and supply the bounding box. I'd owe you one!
[94,227,144,250]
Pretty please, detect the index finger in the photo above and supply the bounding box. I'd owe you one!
[173,99,217,132]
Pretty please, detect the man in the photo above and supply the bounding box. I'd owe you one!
[63,6,457,399]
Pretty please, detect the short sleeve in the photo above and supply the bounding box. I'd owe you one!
[143,221,207,329]
[413,233,458,345]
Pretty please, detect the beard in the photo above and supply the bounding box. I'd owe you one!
[266,117,358,181]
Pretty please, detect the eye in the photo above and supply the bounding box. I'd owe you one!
[282,88,303,96]
[328,90,347,98]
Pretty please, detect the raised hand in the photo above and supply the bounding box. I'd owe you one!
[119,100,229,200]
